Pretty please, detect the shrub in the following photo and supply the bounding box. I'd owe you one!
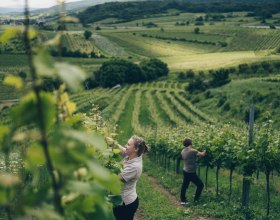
[186,69,195,78]
[217,96,227,107]
[95,59,143,87]
[195,16,204,21]
[57,24,67,31]
[223,102,231,111]
[143,22,158,28]
[140,58,169,80]
[204,91,213,99]
[18,71,27,80]
[273,61,280,70]
[256,67,266,75]
[191,96,200,104]
[84,30,92,40]
[229,67,236,73]
[194,21,204,26]
[194,27,200,34]
[261,61,272,73]
[92,59,169,87]
[238,63,250,75]
[198,70,205,78]
[252,92,264,103]
[250,63,261,74]
[209,68,230,87]
[219,42,227,47]
[178,72,186,80]
[42,77,61,91]
[271,100,280,109]
[186,78,206,93]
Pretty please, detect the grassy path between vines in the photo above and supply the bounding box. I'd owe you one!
[136,171,211,220]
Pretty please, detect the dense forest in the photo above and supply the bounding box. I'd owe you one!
[77,0,280,24]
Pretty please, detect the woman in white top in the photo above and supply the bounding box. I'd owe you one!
[113,135,149,220]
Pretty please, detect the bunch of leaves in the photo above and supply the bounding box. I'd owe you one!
[0,19,122,220]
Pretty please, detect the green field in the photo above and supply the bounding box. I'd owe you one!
[89,15,280,71]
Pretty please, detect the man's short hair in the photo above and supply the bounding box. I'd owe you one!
[183,138,192,147]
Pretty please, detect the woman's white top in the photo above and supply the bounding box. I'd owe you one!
[120,155,143,205]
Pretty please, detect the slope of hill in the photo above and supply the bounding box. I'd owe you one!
[31,0,143,15]
[0,7,39,14]
[77,0,280,24]
[0,0,140,15]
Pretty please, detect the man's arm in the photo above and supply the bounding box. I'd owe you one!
[197,150,206,157]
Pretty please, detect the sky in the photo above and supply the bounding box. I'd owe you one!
[0,0,81,8]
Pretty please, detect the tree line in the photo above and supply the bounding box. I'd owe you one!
[179,61,280,93]
[77,0,280,24]
[85,58,169,88]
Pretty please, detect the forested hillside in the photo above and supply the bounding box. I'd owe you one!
[78,0,280,23]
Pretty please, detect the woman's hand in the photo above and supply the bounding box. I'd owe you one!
[105,137,118,148]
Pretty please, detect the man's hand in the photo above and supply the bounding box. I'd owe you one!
[197,150,206,157]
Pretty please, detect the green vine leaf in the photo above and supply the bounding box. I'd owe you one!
[25,143,46,169]
[4,75,23,89]
[34,49,56,76]
[62,129,106,150]
[26,205,63,220]
[0,28,22,43]
[0,125,9,143]
[12,92,56,131]
[44,33,61,46]
[55,62,86,91]
[87,160,121,194]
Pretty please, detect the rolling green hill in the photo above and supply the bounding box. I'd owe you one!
[77,0,280,24]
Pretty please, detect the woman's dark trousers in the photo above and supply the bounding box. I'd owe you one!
[113,197,139,220]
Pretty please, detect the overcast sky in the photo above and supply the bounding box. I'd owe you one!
[0,0,80,8]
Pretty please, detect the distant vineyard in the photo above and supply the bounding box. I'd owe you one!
[0,54,28,67]
[224,28,280,51]
[254,30,280,51]
[67,82,212,130]
[92,33,128,57]
[62,32,100,54]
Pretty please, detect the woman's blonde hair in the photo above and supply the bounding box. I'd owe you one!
[131,135,149,156]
